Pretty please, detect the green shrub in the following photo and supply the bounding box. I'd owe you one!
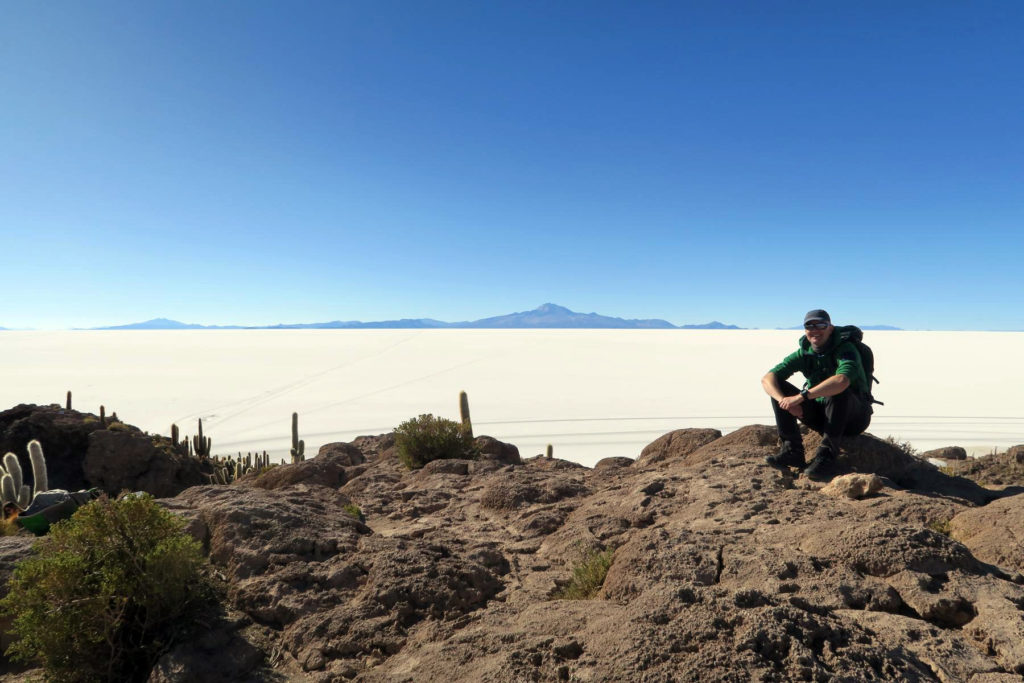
[342,503,362,520]
[0,493,208,682]
[555,547,614,600]
[394,414,477,470]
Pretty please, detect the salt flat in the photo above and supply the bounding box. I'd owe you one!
[1,330,1021,467]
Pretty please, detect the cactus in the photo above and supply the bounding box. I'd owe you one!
[459,390,473,438]
[66,391,72,410]
[4,453,23,495]
[290,413,305,463]
[18,485,31,508]
[192,419,211,459]
[0,473,15,508]
[546,444,553,459]
[28,440,48,496]
[100,405,106,427]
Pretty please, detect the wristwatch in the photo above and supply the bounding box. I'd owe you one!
[800,388,811,401]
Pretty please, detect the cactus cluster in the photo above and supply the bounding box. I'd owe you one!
[291,413,305,463]
[208,451,271,484]
[1,440,49,511]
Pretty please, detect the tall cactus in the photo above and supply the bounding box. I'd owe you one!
[0,472,15,509]
[28,440,48,497]
[290,413,305,463]
[100,405,106,427]
[546,444,553,459]
[4,453,23,495]
[66,391,72,410]
[192,419,211,459]
[459,390,473,438]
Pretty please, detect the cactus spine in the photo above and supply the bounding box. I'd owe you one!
[459,390,473,438]
[28,440,48,497]
[290,413,305,463]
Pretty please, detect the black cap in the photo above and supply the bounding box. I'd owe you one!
[804,309,831,324]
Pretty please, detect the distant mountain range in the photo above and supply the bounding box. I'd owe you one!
[92,304,745,330]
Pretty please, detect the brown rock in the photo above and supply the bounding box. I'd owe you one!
[922,446,968,460]
[950,495,1024,575]
[244,443,361,490]
[474,435,522,465]
[593,456,633,470]
[84,429,207,497]
[820,473,884,499]
[316,441,367,466]
[635,428,722,468]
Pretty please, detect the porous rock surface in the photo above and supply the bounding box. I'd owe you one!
[160,429,1024,680]
[3,422,1024,681]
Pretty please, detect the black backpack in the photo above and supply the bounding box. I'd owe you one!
[834,325,882,405]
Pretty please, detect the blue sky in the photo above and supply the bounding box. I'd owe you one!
[2,1,1021,330]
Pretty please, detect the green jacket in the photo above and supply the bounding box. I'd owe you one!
[769,330,870,400]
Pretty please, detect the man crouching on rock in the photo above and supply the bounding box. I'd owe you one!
[761,309,872,481]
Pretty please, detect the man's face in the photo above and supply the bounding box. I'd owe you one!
[804,320,833,350]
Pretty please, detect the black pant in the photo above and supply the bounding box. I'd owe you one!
[771,381,872,455]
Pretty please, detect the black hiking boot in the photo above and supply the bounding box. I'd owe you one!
[765,443,806,470]
[803,447,837,481]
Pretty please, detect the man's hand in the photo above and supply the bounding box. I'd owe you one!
[778,395,804,417]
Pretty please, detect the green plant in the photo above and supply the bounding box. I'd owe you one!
[394,413,477,470]
[0,493,208,682]
[928,518,953,536]
[555,546,615,600]
[342,503,362,520]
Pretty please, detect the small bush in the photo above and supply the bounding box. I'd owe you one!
[394,414,476,470]
[0,493,208,682]
[928,518,953,536]
[884,435,917,457]
[342,503,362,520]
[555,547,614,600]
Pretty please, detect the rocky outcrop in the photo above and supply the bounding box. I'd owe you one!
[84,429,208,497]
[0,404,106,492]
[0,404,209,498]
[2,422,1024,681]
[635,427,722,468]
[159,429,1024,680]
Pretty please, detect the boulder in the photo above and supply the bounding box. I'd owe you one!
[820,473,884,499]
[593,456,634,471]
[474,435,522,465]
[244,444,362,491]
[922,446,968,461]
[635,428,722,468]
[315,441,367,466]
[83,429,208,498]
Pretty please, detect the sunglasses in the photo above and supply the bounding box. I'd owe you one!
[804,321,829,330]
